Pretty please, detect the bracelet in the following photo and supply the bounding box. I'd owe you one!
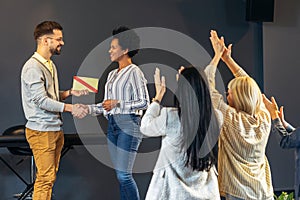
[152,98,160,104]
[69,89,72,96]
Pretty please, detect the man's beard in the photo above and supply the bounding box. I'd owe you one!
[50,46,61,55]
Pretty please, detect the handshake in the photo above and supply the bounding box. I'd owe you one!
[72,104,89,119]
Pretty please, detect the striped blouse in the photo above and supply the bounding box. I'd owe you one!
[205,65,274,200]
[89,64,149,116]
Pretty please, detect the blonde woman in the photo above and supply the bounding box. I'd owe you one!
[205,30,274,200]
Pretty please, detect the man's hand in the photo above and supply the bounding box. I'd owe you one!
[72,104,89,119]
[71,89,89,97]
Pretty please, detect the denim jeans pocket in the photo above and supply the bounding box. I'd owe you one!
[130,114,141,126]
[112,114,141,137]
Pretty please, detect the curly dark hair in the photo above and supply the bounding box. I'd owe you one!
[112,26,140,58]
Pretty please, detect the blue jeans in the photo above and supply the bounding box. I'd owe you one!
[107,114,142,200]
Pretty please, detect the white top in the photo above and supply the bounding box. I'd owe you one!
[140,102,220,200]
[89,64,149,117]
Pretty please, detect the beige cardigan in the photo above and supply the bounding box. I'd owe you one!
[205,64,274,200]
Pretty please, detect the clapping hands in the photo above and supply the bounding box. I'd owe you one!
[153,68,166,102]
[262,94,279,117]
[72,104,89,119]
[262,94,287,126]
[210,30,225,57]
[209,30,232,63]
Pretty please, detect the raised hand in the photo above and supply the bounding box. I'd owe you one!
[72,104,89,119]
[210,30,225,57]
[222,43,232,62]
[154,67,166,103]
[278,106,288,128]
[210,30,233,63]
[262,94,279,119]
[262,94,290,129]
[176,66,185,81]
[209,30,225,67]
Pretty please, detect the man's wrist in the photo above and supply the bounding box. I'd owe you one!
[64,104,73,112]
[69,89,72,96]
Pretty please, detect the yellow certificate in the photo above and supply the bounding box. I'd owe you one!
[72,76,99,93]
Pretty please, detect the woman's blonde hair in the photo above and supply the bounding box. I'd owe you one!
[228,76,262,116]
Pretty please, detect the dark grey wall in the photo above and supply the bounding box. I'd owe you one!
[263,0,300,192]
[0,0,280,199]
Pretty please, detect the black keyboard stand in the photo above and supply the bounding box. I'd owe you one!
[0,155,34,200]
[0,132,105,199]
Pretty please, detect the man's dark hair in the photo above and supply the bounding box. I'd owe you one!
[34,21,63,40]
[112,26,140,58]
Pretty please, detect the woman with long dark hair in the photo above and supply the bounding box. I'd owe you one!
[140,67,220,200]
